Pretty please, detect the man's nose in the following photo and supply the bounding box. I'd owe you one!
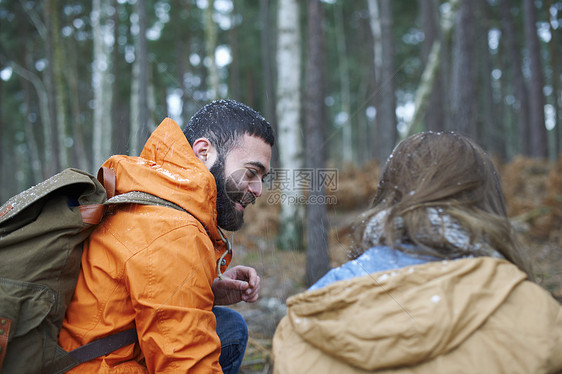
[248,180,262,198]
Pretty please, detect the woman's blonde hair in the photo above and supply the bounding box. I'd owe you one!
[354,131,533,279]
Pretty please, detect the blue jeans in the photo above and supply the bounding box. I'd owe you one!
[213,307,248,374]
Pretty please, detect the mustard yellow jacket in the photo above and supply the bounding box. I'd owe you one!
[273,257,562,373]
[59,118,231,373]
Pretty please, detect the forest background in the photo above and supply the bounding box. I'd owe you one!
[1,0,561,372]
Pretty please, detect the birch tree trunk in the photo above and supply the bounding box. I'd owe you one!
[276,0,304,251]
[367,0,382,83]
[305,0,330,286]
[523,0,548,158]
[92,0,114,168]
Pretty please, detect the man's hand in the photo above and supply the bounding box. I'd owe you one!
[212,265,261,305]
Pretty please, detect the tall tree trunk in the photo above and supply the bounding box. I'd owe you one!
[7,57,52,179]
[546,0,560,156]
[175,32,189,119]
[176,33,190,119]
[335,2,353,163]
[92,0,114,167]
[137,0,149,152]
[22,44,43,184]
[276,0,304,251]
[67,33,90,172]
[147,69,156,128]
[112,0,129,156]
[357,68,372,164]
[367,0,382,161]
[523,0,548,158]
[376,0,397,160]
[0,60,4,202]
[43,0,59,175]
[130,0,149,156]
[229,1,241,100]
[50,0,69,169]
[497,39,513,158]
[22,78,42,183]
[364,4,378,161]
[477,0,506,157]
[305,0,330,286]
[261,0,276,133]
[499,0,532,156]
[367,0,382,83]
[17,14,43,183]
[451,0,476,137]
[130,61,141,155]
[408,0,460,135]
[259,0,278,167]
[205,0,219,99]
[419,0,445,132]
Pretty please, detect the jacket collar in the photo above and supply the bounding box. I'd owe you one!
[104,118,224,245]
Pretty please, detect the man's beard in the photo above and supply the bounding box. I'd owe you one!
[210,157,245,231]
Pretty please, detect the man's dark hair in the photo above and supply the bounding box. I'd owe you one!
[183,99,275,156]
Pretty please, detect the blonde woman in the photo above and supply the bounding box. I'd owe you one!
[273,132,561,374]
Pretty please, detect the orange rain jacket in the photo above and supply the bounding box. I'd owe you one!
[59,118,231,373]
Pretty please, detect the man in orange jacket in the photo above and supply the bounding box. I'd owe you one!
[59,100,274,373]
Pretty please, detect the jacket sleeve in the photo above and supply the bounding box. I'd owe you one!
[125,220,222,373]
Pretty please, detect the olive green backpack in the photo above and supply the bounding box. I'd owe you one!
[0,167,186,373]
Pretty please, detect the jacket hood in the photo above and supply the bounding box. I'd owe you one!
[283,257,527,371]
[101,118,223,244]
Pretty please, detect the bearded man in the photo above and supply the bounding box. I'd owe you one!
[59,100,274,373]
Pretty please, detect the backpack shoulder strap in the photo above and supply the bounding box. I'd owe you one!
[105,191,188,214]
[70,329,138,366]
[77,190,191,226]
[50,329,138,374]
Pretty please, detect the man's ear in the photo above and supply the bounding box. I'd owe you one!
[192,138,218,169]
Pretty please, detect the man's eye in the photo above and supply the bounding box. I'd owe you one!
[246,169,258,178]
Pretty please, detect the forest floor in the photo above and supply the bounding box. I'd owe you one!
[225,156,562,374]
